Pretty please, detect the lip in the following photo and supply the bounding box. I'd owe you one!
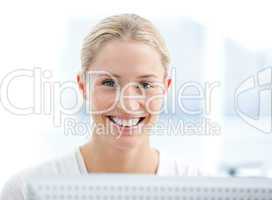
[106,115,147,119]
[105,115,146,136]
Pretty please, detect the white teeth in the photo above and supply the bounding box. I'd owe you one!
[110,117,141,127]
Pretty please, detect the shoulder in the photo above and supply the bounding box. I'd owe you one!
[0,150,80,200]
[174,159,209,176]
[158,151,209,176]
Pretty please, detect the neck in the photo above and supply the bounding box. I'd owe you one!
[80,136,159,174]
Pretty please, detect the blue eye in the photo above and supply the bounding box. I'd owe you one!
[102,79,116,87]
[139,82,153,89]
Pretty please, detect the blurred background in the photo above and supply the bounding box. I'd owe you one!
[1,0,272,189]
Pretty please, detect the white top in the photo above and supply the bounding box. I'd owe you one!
[0,147,205,200]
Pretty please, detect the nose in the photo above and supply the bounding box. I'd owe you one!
[117,84,144,114]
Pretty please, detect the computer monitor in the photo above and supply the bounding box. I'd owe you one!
[24,174,272,200]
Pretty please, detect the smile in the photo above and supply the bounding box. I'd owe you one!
[106,116,145,128]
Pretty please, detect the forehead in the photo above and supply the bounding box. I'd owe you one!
[88,40,165,79]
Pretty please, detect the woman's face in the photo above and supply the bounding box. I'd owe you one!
[78,40,170,150]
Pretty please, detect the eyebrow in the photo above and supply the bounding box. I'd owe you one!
[108,73,159,79]
[137,74,159,79]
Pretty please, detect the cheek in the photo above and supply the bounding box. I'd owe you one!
[144,95,164,114]
[143,85,166,114]
[91,89,117,113]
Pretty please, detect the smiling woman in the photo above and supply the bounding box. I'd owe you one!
[0,13,205,200]
[80,40,168,151]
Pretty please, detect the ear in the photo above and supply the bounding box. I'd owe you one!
[77,73,86,99]
[163,78,172,94]
[167,78,171,89]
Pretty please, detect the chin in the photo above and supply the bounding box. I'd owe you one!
[111,137,142,151]
[92,113,157,150]
[102,114,152,150]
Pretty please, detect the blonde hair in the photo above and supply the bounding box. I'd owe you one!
[80,13,170,79]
